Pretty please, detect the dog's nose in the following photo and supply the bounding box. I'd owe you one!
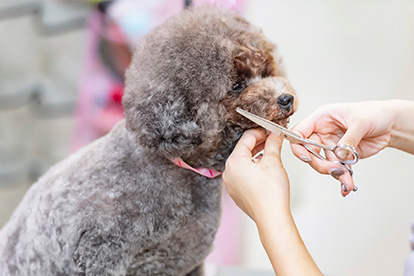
[277,94,294,110]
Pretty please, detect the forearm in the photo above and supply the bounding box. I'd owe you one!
[255,209,323,276]
[389,100,414,154]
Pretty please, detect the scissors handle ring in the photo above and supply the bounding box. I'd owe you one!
[332,144,359,165]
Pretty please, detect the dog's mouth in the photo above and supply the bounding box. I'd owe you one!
[277,116,291,128]
[268,107,294,128]
[236,108,294,132]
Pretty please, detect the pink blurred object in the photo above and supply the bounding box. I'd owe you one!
[106,0,183,46]
[72,1,183,151]
[71,11,125,152]
[206,192,245,266]
[72,0,246,267]
[193,0,245,10]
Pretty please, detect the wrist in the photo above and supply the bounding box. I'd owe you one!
[255,207,324,276]
[388,100,414,153]
[254,203,293,233]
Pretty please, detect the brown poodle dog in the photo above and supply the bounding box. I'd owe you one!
[0,6,297,276]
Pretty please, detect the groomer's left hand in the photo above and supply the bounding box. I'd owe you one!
[223,129,290,223]
[223,129,323,276]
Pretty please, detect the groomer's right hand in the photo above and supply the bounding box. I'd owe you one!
[290,101,397,196]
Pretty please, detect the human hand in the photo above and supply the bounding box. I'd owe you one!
[223,129,290,223]
[224,129,324,276]
[290,101,395,196]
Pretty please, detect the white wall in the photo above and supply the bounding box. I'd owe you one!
[241,1,414,275]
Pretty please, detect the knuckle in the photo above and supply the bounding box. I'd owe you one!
[224,157,234,171]
[342,136,358,148]
[224,156,239,175]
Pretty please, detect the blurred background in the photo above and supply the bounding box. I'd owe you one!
[0,0,413,275]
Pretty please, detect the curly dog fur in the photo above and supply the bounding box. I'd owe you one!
[0,6,297,276]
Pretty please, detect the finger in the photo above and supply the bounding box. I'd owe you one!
[291,134,325,165]
[261,133,284,163]
[306,153,345,175]
[289,123,330,163]
[324,161,356,197]
[290,110,323,139]
[337,119,368,151]
[324,148,338,162]
[252,140,266,157]
[231,129,267,158]
[288,126,314,163]
[336,169,355,197]
[290,143,313,163]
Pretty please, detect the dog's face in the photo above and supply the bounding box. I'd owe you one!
[227,76,296,127]
[221,31,297,129]
[123,7,297,170]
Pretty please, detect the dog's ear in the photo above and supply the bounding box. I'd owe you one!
[122,7,237,162]
[123,85,205,158]
[233,32,285,78]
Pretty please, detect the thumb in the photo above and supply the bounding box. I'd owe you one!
[337,120,368,158]
[261,133,283,163]
[231,129,267,159]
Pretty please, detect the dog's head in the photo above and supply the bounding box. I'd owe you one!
[123,6,297,170]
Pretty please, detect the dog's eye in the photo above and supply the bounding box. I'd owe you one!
[231,81,246,95]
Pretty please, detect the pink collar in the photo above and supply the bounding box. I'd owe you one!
[171,157,222,179]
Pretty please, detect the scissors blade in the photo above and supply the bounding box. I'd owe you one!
[236,108,306,144]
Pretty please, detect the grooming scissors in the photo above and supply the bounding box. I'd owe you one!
[236,108,359,177]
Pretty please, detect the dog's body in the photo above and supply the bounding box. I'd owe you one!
[0,122,220,275]
[0,7,296,276]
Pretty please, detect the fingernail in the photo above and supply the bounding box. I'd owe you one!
[341,183,349,193]
[329,168,345,179]
[336,148,349,160]
[353,185,359,192]
[299,155,312,163]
